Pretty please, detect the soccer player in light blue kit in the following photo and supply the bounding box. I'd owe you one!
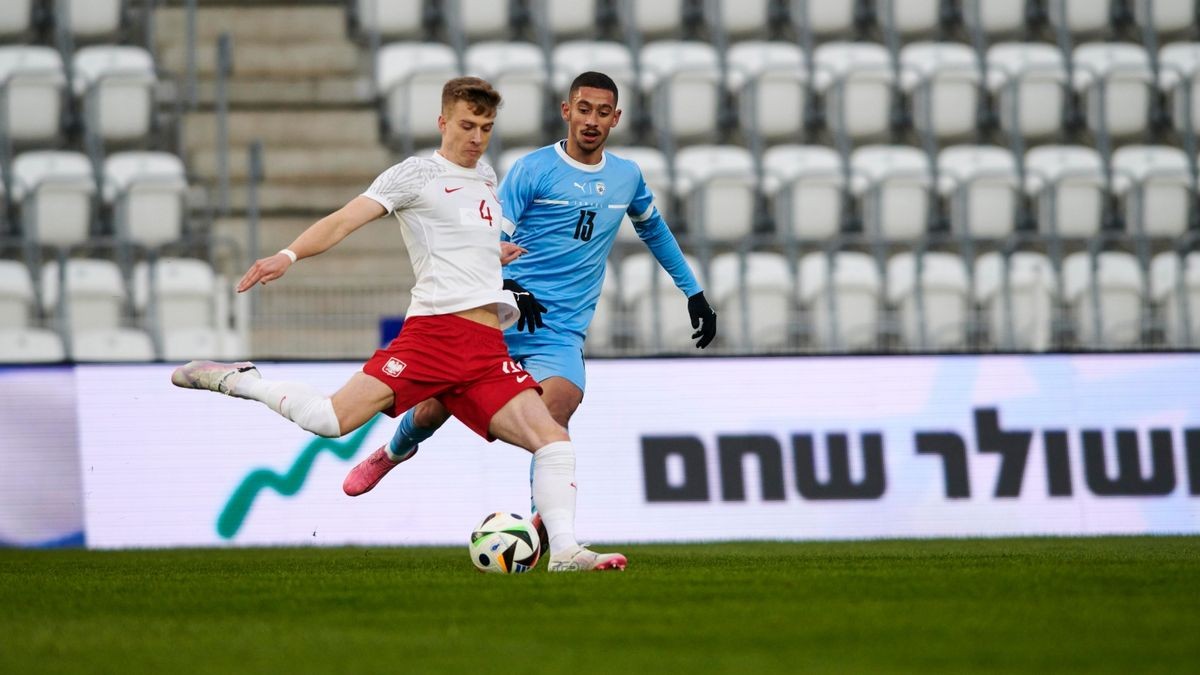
[344,73,717,537]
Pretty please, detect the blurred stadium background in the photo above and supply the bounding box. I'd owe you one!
[1,0,1199,363]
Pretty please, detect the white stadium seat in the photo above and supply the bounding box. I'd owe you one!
[900,42,981,140]
[813,42,894,141]
[465,42,547,143]
[41,259,126,332]
[1150,251,1200,347]
[1063,251,1145,348]
[455,0,511,41]
[0,260,35,328]
[850,145,932,242]
[536,0,598,40]
[70,328,155,362]
[673,145,756,242]
[356,0,425,38]
[0,0,35,37]
[1072,43,1154,140]
[607,145,670,242]
[132,257,217,331]
[551,41,636,141]
[103,151,188,248]
[875,0,941,39]
[623,0,687,40]
[1111,145,1192,239]
[1047,0,1114,37]
[762,145,845,242]
[1131,0,1194,35]
[639,41,722,144]
[12,151,96,249]
[975,251,1058,351]
[376,43,460,147]
[710,251,793,351]
[63,0,124,40]
[1158,43,1200,136]
[726,41,808,143]
[0,328,65,363]
[159,327,222,361]
[938,145,1019,240]
[0,46,66,145]
[886,251,970,350]
[791,0,857,38]
[618,251,704,351]
[961,0,1026,38]
[1024,145,1105,239]
[798,251,882,350]
[986,43,1067,141]
[715,0,772,39]
[72,46,157,143]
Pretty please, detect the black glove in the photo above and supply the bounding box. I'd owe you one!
[504,278,546,334]
[687,291,717,349]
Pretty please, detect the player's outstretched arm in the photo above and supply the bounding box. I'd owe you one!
[236,196,387,293]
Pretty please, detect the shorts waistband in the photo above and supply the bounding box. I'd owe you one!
[406,313,505,337]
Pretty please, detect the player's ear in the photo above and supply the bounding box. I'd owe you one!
[437,114,446,133]
[610,108,622,128]
[560,100,570,121]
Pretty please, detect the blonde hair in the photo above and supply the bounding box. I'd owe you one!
[442,77,502,117]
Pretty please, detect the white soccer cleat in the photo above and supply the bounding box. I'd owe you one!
[546,545,627,572]
[170,360,260,395]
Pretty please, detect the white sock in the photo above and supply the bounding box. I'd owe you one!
[531,440,579,557]
[233,377,342,438]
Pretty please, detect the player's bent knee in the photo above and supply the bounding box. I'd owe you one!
[413,398,451,429]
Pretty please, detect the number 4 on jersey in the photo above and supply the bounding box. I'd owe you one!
[573,209,596,241]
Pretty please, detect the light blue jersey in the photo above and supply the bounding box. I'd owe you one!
[500,142,702,343]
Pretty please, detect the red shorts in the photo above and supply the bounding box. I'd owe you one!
[362,314,542,440]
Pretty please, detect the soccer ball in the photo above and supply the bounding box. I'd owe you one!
[469,512,541,574]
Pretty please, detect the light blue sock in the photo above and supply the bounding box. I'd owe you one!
[386,408,435,461]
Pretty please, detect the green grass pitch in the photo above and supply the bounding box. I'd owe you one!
[2,537,1197,674]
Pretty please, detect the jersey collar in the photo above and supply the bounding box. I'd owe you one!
[554,140,606,173]
[432,150,487,177]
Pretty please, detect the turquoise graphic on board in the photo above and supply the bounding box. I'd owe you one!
[216,415,382,539]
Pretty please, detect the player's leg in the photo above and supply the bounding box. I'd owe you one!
[343,397,450,496]
[484,390,625,572]
[171,361,393,437]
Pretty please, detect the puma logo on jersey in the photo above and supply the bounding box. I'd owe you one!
[444,186,464,193]
[573,181,587,192]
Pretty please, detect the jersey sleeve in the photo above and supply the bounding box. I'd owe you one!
[497,157,538,238]
[627,170,703,297]
[361,158,425,214]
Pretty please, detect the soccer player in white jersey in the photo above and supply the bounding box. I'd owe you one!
[343,72,716,541]
[170,77,625,572]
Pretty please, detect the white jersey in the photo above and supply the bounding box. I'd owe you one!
[362,152,519,329]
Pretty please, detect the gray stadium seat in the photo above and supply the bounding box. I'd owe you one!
[710,251,794,352]
[72,45,157,143]
[12,151,96,249]
[1150,251,1200,348]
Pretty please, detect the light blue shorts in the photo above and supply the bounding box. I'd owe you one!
[503,329,587,393]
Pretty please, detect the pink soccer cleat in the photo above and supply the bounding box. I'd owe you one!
[546,545,628,572]
[343,445,415,496]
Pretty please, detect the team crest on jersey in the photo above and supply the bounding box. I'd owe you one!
[383,358,407,377]
[595,181,606,195]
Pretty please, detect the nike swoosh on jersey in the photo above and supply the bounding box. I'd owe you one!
[444,186,464,193]
[516,374,530,383]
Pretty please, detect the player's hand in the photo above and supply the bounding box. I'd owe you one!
[503,279,546,334]
[687,291,717,349]
[236,252,293,293]
[500,242,527,266]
